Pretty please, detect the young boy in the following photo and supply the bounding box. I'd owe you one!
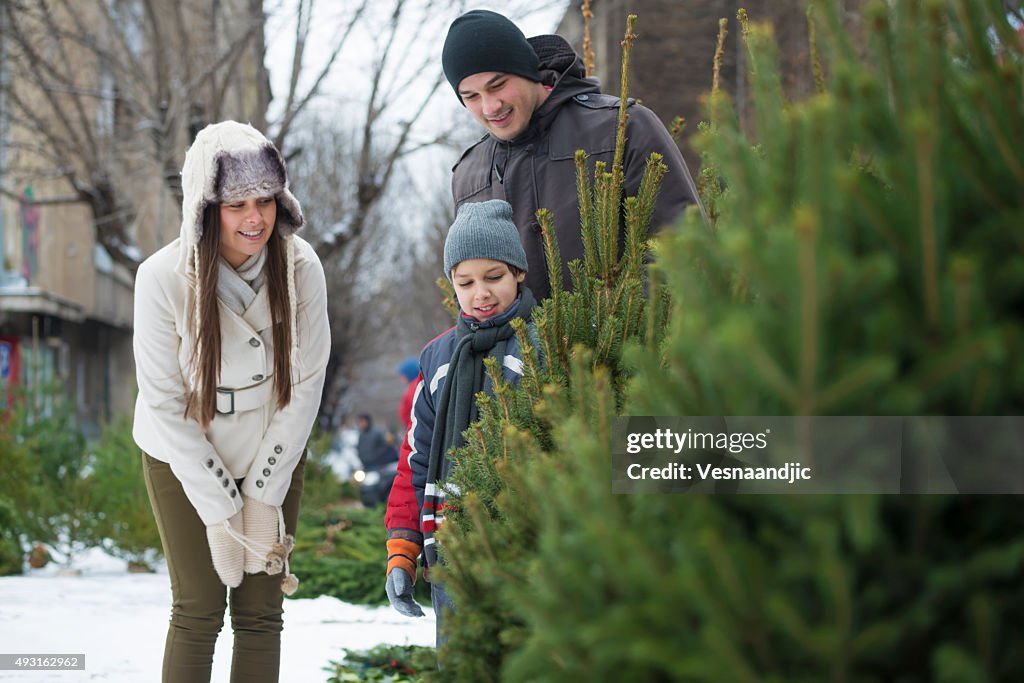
[383,199,537,643]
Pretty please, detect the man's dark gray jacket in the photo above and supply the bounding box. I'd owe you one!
[452,35,705,301]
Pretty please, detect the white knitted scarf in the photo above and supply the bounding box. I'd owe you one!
[217,249,266,316]
[191,237,298,387]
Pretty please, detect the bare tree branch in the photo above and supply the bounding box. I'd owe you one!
[187,18,261,96]
[273,0,370,149]
[140,0,169,132]
[279,0,311,143]
[51,0,102,164]
[94,0,156,108]
[4,8,94,165]
[1,0,271,272]
[172,0,194,95]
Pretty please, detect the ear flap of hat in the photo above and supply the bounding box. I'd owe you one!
[275,187,304,236]
[263,144,304,236]
[179,127,222,251]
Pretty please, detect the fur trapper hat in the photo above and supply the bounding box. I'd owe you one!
[178,121,303,268]
[178,121,304,366]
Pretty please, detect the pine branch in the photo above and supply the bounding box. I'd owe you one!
[575,150,599,275]
[511,318,543,407]
[806,6,826,94]
[794,205,821,415]
[435,277,459,320]
[612,15,637,175]
[537,208,564,358]
[669,116,686,143]
[581,0,596,77]
[603,169,622,281]
[713,18,729,95]
[911,116,941,335]
[590,161,607,278]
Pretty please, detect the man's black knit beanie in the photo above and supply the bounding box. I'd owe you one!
[442,9,541,104]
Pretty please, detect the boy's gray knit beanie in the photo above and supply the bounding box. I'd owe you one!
[444,200,528,277]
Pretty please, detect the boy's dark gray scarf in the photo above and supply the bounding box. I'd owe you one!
[423,287,535,566]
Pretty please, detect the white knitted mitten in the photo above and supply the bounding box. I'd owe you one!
[242,496,286,575]
[206,513,244,588]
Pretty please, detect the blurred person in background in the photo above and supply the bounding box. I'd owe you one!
[396,356,420,433]
[355,414,399,506]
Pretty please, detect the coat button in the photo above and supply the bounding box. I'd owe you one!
[268,457,277,465]
[215,468,223,477]
[230,489,237,498]
[221,478,229,487]
[256,480,264,488]
[263,468,272,477]
[206,459,214,468]
[252,374,264,382]
[249,338,260,347]
[274,445,283,454]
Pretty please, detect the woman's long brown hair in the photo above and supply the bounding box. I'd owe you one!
[184,201,293,429]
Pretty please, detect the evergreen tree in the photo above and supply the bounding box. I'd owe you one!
[0,433,34,574]
[87,413,162,568]
[432,2,1023,681]
[2,381,96,563]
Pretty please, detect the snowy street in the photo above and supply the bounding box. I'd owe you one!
[0,550,434,682]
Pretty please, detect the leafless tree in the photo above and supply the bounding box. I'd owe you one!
[0,0,372,272]
[2,0,254,269]
[287,104,456,425]
[293,0,464,264]
[280,0,568,423]
[280,0,568,264]
[276,0,461,423]
[1,0,570,423]
[271,0,369,151]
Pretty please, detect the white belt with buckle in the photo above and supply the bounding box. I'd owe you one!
[216,377,274,415]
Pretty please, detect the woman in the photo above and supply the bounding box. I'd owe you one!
[132,121,330,682]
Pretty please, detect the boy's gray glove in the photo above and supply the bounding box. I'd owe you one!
[386,568,425,617]
[206,512,244,588]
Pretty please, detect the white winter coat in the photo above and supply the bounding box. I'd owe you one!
[132,234,329,525]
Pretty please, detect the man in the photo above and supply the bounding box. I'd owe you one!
[355,414,399,508]
[441,9,706,301]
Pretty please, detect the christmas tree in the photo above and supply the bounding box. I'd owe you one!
[430,2,1023,680]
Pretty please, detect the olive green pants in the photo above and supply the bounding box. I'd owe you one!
[143,452,305,683]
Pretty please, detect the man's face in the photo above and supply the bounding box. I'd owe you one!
[458,72,548,141]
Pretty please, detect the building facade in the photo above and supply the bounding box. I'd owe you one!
[0,0,269,435]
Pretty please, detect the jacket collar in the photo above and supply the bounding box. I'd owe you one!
[219,285,273,334]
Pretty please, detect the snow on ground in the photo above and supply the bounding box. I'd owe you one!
[0,548,434,682]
